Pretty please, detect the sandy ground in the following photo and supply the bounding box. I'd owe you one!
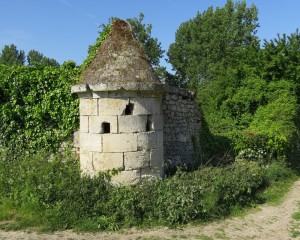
[1,179,300,240]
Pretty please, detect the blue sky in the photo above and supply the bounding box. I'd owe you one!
[0,0,300,70]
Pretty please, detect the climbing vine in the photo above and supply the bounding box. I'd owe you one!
[0,61,79,152]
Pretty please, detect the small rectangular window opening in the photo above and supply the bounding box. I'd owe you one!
[125,103,134,115]
[102,122,110,133]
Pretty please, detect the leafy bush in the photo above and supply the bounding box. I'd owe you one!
[1,147,292,231]
[0,61,79,152]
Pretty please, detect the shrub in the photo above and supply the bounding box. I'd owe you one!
[0,147,295,231]
[0,61,79,153]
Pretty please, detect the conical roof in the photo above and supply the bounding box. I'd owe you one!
[81,19,160,85]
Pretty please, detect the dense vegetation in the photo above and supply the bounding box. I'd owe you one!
[168,0,300,168]
[0,0,299,232]
[0,61,79,152]
[0,149,295,231]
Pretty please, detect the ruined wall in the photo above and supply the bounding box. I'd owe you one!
[162,85,201,169]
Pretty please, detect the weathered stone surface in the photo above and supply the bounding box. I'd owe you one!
[118,115,147,133]
[131,97,162,115]
[137,132,157,150]
[98,98,128,116]
[73,131,80,148]
[150,147,164,168]
[80,151,93,173]
[156,130,163,148]
[93,152,124,171]
[80,116,89,133]
[102,133,137,152]
[79,99,98,116]
[163,91,201,169]
[92,91,108,99]
[148,114,163,131]
[80,133,102,152]
[89,116,118,134]
[124,151,150,170]
[77,92,93,99]
[71,84,88,93]
[111,170,141,186]
[80,20,161,86]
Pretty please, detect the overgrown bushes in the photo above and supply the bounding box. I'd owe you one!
[0,61,79,152]
[0,148,295,231]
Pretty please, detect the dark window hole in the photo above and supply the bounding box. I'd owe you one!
[102,122,110,133]
[125,103,134,115]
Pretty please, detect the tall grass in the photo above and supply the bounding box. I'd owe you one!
[0,146,296,232]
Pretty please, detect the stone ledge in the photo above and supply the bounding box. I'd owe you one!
[71,84,89,93]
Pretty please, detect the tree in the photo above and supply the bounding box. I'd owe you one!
[167,0,260,89]
[27,50,60,67]
[126,13,164,68]
[261,30,300,88]
[0,44,25,66]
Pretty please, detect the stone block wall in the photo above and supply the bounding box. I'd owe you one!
[76,88,164,185]
[162,86,201,169]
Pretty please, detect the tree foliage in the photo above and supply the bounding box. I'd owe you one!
[168,0,260,88]
[126,13,165,68]
[164,1,300,164]
[27,49,60,67]
[0,44,25,66]
[0,61,79,152]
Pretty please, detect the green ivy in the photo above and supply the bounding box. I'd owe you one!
[0,61,79,152]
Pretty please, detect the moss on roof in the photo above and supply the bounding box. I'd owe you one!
[81,19,160,85]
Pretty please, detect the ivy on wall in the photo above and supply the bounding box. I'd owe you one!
[0,61,79,152]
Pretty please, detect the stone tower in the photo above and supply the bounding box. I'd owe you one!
[71,20,164,185]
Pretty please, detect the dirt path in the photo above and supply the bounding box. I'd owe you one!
[1,179,300,240]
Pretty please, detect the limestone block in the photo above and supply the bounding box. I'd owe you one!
[111,170,141,186]
[108,90,137,98]
[93,152,124,171]
[80,133,102,152]
[156,130,163,148]
[80,116,89,133]
[148,114,163,131]
[118,115,147,133]
[131,97,162,115]
[98,98,128,116]
[141,167,163,179]
[73,131,80,148]
[102,133,137,152]
[71,84,88,93]
[79,99,98,116]
[80,151,94,173]
[89,116,118,134]
[150,147,164,168]
[137,132,157,150]
[124,151,150,170]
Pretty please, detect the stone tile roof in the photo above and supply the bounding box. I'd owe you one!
[81,19,160,85]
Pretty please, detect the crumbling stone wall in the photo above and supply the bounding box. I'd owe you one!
[162,85,201,170]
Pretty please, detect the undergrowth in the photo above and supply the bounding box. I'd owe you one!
[0,146,296,232]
